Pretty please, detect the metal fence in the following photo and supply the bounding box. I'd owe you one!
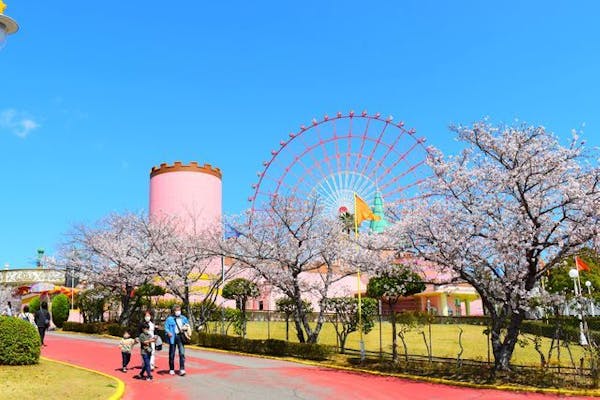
[201,310,598,387]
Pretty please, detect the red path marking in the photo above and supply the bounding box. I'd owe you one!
[42,333,188,400]
[42,332,596,400]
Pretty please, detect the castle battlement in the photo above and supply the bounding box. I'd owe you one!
[150,161,222,180]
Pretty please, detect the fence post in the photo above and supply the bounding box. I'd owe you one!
[267,310,271,339]
[378,299,383,362]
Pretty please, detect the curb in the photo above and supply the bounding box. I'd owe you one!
[41,356,125,400]
[184,344,600,398]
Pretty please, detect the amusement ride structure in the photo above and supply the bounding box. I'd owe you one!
[248,111,432,226]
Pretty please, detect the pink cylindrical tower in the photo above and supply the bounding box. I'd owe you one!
[149,161,222,229]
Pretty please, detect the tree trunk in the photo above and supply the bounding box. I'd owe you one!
[391,310,398,362]
[183,280,193,328]
[241,297,247,338]
[285,316,289,341]
[491,311,525,371]
[292,302,306,343]
[339,334,347,354]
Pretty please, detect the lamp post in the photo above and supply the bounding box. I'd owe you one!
[585,280,596,317]
[569,268,588,345]
[0,1,19,50]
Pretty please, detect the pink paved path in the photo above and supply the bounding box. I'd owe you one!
[43,332,595,400]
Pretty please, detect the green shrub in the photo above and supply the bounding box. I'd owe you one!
[0,316,41,365]
[285,342,332,360]
[51,294,70,328]
[264,339,287,356]
[62,322,107,334]
[29,297,41,313]
[107,324,128,337]
[195,332,332,360]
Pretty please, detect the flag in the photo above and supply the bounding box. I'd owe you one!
[575,256,591,272]
[354,193,381,226]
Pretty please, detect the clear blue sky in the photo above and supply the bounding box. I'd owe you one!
[1,1,599,268]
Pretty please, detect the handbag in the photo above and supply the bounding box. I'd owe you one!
[175,319,191,345]
[155,335,163,351]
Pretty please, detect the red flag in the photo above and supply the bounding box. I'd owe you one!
[575,256,591,272]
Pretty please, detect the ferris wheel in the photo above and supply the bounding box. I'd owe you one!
[248,111,432,221]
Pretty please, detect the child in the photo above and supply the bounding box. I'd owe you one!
[136,323,156,381]
[118,330,136,372]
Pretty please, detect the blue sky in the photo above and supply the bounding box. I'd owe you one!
[1,1,599,268]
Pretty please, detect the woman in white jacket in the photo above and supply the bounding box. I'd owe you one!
[144,311,156,370]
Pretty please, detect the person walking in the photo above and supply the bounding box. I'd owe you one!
[164,305,190,376]
[135,323,156,381]
[118,330,136,372]
[18,305,35,325]
[143,311,157,370]
[34,301,51,346]
[2,301,13,316]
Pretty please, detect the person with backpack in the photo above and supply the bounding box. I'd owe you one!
[164,305,190,376]
[18,305,35,325]
[34,301,51,346]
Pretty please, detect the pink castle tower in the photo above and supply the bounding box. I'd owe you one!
[149,161,222,228]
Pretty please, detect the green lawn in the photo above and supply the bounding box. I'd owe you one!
[0,359,118,400]
[209,320,587,367]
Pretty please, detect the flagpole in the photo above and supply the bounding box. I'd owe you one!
[354,193,365,361]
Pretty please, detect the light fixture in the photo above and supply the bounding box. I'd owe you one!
[568,268,579,279]
[0,1,19,50]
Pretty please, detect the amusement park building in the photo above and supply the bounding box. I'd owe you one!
[149,161,483,316]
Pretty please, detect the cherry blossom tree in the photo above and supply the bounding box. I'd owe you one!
[324,297,377,354]
[66,213,155,325]
[394,121,600,370]
[222,197,388,344]
[366,264,425,361]
[146,215,233,329]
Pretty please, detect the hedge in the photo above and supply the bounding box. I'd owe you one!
[195,332,332,360]
[0,316,40,365]
[29,297,41,313]
[62,322,108,334]
[63,322,142,338]
[520,320,600,343]
[51,294,70,328]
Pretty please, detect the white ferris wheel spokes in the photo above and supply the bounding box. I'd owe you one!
[249,111,432,221]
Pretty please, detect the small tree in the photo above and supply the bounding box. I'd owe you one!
[76,288,109,323]
[396,311,424,362]
[324,297,377,354]
[51,294,70,328]
[367,264,425,362]
[276,297,313,341]
[222,278,259,337]
[29,297,41,314]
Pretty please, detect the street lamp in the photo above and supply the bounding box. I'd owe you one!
[569,268,589,345]
[0,1,19,50]
[585,280,596,317]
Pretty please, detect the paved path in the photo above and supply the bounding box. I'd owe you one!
[43,332,594,400]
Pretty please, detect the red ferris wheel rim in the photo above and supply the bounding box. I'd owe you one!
[248,110,433,218]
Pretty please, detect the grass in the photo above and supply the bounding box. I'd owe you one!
[0,359,117,400]
[207,320,587,368]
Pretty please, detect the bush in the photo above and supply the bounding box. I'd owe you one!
[51,294,70,328]
[29,297,41,313]
[107,324,129,337]
[195,332,332,360]
[0,316,40,365]
[62,322,107,334]
[520,319,600,344]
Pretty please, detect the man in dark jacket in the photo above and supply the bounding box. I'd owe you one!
[34,301,51,346]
